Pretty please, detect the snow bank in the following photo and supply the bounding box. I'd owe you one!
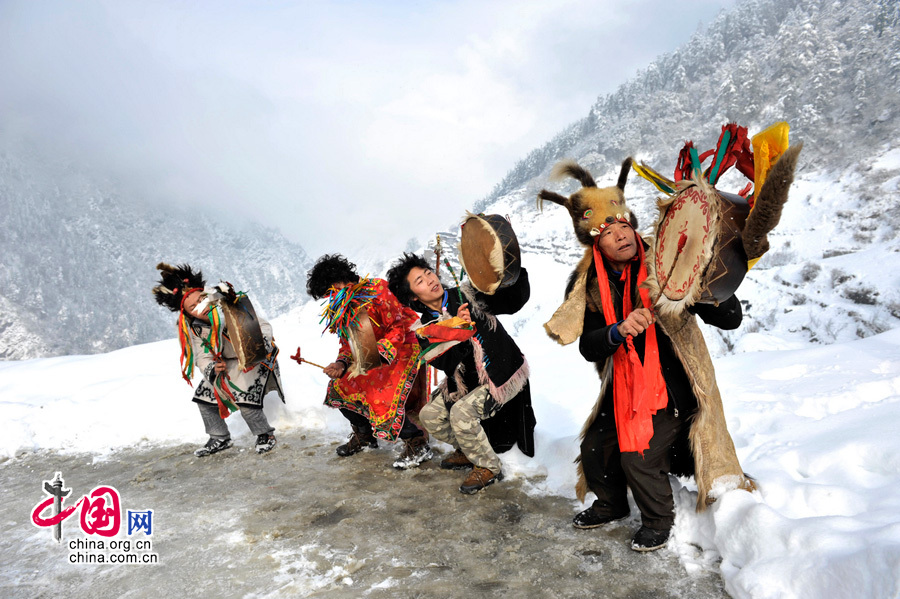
[1,253,899,598]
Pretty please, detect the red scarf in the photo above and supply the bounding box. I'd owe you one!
[592,240,667,454]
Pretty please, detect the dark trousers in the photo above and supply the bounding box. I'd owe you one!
[580,399,685,530]
[339,408,423,440]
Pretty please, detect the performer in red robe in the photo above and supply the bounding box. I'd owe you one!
[305,254,432,469]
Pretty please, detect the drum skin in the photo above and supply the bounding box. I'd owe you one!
[654,186,750,306]
[458,213,521,295]
[347,308,381,377]
[220,295,268,371]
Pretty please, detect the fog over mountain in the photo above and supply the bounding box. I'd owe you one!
[2,0,897,360]
[0,142,311,360]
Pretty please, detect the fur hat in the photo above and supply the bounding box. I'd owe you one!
[153,262,205,312]
[537,158,637,247]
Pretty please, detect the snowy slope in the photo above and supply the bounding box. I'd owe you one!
[464,0,900,351]
[1,249,899,598]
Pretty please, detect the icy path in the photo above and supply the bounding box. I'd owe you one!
[2,430,728,599]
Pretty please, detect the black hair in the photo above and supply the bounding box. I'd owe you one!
[386,252,434,307]
[153,262,206,312]
[306,254,360,299]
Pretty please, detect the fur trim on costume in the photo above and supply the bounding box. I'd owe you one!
[469,338,530,405]
[544,254,591,346]
[461,282,499,332]
[574,359,613,503]
[742,143,803,262]
[447,366,468,403]
[657,311,757,508]
[455,281,528,405]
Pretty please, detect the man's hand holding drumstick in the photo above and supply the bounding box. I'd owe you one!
[617,307,655,338]
[456,303,472,323]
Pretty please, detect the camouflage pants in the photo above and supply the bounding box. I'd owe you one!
[419,385,501,473]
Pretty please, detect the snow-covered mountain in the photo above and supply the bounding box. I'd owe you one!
[0,145,312,360]
[443,0,900,351]
[3,0,897,361]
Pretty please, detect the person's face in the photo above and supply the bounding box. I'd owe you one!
[596,222,638,267]
[182,290,209,321]
[406,266,444,305]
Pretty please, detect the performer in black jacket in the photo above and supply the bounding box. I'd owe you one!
[387,253,535,494]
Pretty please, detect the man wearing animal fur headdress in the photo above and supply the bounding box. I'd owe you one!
[305,254,432,470]
[538,129,801,551]
[153,263,284,457]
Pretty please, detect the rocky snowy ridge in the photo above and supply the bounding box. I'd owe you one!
[419,0,900,353]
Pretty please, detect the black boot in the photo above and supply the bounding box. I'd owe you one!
[572,506,629,529]
[631,525,670,552]
[336,425,378,457]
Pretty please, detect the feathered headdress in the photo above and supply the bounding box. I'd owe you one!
[152,262,206,312]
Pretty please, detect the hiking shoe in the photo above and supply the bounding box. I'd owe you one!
[392,436,434,470]
[336,426,378,457]
[255,433,277,454]
[194,437,233,457]
[440,448,474,470]
[459,467,503,494]
[572,507,629,529]
[631,526,670,552]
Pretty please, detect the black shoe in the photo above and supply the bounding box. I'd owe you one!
[194,437,233,457]
[572,507,629,529]
[336,427,378,457]
[255,433,277,454]
[631,526,670,552]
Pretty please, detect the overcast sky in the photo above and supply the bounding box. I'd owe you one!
[0,0,737,257]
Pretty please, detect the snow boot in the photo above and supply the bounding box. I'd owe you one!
[630,526,670,552]
[572,507,629,529]
[392,436,433,470]
[440,448,473,470]
[194,437,233,457]
[255,433,277,454]
[459,467,503,494]
[336,426,378,457]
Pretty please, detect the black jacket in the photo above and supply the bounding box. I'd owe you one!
[414,268,535,456]
[579,257,742,417]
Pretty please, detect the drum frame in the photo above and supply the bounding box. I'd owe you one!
[646,177,750,315]
[457,212,521,295]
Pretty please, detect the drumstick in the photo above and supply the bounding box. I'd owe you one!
[289,348,327,370]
